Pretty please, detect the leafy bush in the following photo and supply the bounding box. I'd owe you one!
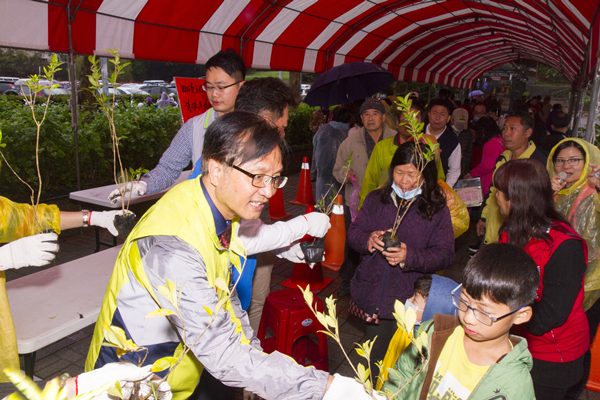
[285,103,315,149]
[0,97,316,201]
[0,97,181,201]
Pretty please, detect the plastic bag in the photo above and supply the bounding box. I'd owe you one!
[348,175,360,222]
[438,180,469,238]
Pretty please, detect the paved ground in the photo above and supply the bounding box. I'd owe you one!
[2,170,598,399]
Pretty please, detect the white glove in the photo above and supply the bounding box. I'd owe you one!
[76,362,171,400]
[108,181,147,204]
[90,210,135,236]
[277,242,305,264]
[323,374,386,400]
[0,233,59,271]
[276,242,323,269]
[304,212,331,238]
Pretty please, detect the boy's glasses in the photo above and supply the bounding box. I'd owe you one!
[451,284,525,327]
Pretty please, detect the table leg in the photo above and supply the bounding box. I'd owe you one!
[24,352,36,377]
[95,226,118,253]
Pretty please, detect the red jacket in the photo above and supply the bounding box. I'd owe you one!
[500,222,589,362]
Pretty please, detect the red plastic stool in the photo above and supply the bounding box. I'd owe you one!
[257,288,329,371]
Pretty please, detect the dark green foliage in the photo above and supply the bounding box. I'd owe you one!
[285,103,315,149]
[0,97,181,201]
[0,99,313,201]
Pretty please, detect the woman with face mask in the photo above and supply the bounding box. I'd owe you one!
[346,141,455,378]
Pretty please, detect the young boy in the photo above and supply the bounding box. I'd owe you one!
[383,243,538,399]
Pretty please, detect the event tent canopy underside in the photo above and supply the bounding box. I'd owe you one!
[1,0,599,89]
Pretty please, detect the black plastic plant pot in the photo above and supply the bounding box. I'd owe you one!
[300,238,326,264]
[114,212,136,238]
[381,231,400,253]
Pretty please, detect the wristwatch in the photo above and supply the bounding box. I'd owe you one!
[82,210,90,227]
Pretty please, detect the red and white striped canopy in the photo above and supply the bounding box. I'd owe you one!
[1,0,599,88]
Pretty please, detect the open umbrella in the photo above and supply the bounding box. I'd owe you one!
[303,61,396,107]
[468,90,485,97]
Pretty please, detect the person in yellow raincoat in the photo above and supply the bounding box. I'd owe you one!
[548,138,600,397]
[0,197,125,381]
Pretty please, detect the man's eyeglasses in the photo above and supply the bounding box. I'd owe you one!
[451,284,525,326]
[554,158,584,167]
[202,81,242,93]
[231,164,288,189]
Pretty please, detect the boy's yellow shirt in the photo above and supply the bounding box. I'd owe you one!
[427,326,489,399]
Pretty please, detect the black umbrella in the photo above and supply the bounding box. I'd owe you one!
[303,61,396,107]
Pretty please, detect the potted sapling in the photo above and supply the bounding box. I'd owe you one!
[301,287,429,399]
[0,55,62,234]
[87,49,138,237]
[300,153,353,263]
[380,94,438,257]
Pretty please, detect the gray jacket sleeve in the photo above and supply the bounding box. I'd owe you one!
[140,236,328,400]
[141,119,194,194]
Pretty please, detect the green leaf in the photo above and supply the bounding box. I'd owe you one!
[106,387,123,400]
[3,368,42,400]
[202,306,213,317]
[214,277,230,294]
[72,381,117,400]
[215,297,228,313]
[145,309,176,318]
[151,356,178,372]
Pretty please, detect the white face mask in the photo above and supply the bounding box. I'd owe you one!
[405,300,423,325]
[392,182,422,200]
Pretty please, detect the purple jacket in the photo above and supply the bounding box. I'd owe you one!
[349,189,455,319]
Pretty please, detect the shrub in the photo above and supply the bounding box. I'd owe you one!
[0,97,181,201]
[285,103,315,149]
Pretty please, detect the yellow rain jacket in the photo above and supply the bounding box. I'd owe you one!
[481,142,547,244]
[0,197,61,382]
[548,138,600,310]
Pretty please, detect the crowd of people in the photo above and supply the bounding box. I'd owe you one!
[2,46,599,400]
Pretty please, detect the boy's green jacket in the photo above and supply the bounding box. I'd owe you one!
[383,314,536,400]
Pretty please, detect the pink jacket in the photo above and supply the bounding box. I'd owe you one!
[470,135,504,197]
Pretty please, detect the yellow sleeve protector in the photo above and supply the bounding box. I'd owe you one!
[0,196,60,381]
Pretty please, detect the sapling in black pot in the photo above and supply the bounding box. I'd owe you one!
[378,95,439,261]
[300,153,353,263]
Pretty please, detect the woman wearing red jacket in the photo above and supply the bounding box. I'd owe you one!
[494,159,589,400]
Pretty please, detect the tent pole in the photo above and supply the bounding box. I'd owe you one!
[568,86,576,115]
[572,84,588,137]
[67,4,81,191]
[585,60,600,143]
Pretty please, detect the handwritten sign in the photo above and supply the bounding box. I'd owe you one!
[174,77,211,123]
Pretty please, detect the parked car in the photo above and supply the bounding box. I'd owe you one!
[0,77,19,83]
[142,80,166,86]
[0,82,16,95]
[5,79,68,96]
[139,85,178,95]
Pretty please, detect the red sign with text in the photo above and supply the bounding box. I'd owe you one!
[174,77,211,123]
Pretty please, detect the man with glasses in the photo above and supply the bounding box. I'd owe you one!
[383,243,537,399]
[476,111,548,245]
[108,49,247,200]
[86,112,366,400]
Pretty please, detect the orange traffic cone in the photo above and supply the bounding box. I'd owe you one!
[290,157,315,206]
[282,205,332,292]
[269,188,292,221]
[322,195,345,272]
